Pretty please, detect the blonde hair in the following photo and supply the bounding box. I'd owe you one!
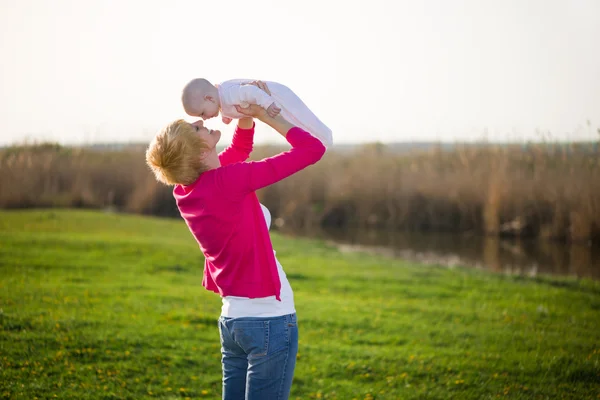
[145,119,210,186]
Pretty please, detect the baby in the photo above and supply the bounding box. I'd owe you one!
[181,78,333,148]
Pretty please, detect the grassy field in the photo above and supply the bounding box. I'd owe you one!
[0,210,599,399]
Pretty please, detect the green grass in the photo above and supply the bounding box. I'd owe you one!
[1,210,599,399]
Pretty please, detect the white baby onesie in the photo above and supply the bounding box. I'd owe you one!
[217,79,333,148]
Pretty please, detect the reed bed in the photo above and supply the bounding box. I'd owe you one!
[1,140,598,243]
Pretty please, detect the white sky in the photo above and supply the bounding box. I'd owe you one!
[1,0,599,146]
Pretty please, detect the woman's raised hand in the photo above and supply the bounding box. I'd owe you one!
[235,104,268,119]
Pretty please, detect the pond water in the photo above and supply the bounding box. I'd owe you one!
[281,227,600,280]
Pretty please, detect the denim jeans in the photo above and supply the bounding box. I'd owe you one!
[218,313,298,400]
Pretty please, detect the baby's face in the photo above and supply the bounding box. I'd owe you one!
[191,98,220,120]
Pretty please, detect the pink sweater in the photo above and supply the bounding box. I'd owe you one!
[173,123,326,300]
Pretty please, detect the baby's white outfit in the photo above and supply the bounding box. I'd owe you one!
[217,79,333,148]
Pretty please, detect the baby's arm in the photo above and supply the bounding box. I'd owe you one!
[229,84,280,117]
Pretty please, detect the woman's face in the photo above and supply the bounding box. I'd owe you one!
[191,120,221,149]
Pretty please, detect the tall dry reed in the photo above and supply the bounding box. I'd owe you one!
[1,141,599,243]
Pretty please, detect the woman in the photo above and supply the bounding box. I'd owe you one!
[145,90,326,399]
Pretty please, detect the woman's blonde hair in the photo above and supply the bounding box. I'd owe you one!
[145,119,210,186]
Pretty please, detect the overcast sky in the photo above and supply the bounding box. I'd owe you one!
[1,0,599,146]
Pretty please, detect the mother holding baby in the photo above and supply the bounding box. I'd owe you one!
[145,81,326,399]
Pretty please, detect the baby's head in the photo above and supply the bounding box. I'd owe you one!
[181,78,220,120]
[145,119,211,186]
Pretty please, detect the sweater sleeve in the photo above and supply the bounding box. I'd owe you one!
[226,84,276,110]
[216,127,326,196]
[218,123,255,166]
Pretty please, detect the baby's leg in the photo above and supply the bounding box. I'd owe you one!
[275,86,333,148]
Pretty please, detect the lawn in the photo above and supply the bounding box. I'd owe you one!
[0,210,599,399]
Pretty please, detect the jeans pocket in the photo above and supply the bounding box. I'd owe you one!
[287,313,297,327]
[267,317,293,355]
[232,320,269,358]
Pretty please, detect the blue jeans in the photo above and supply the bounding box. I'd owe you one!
[218,313,298,400]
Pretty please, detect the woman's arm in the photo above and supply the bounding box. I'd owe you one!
[236,104,294,138]
[216,104,325,195]
[218,118,255,166]
[217,82,271,165]
[237,117,254,129]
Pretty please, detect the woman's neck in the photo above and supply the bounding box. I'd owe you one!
[202,148,221,171]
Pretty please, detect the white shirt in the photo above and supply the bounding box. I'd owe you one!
[220,204,296,317]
